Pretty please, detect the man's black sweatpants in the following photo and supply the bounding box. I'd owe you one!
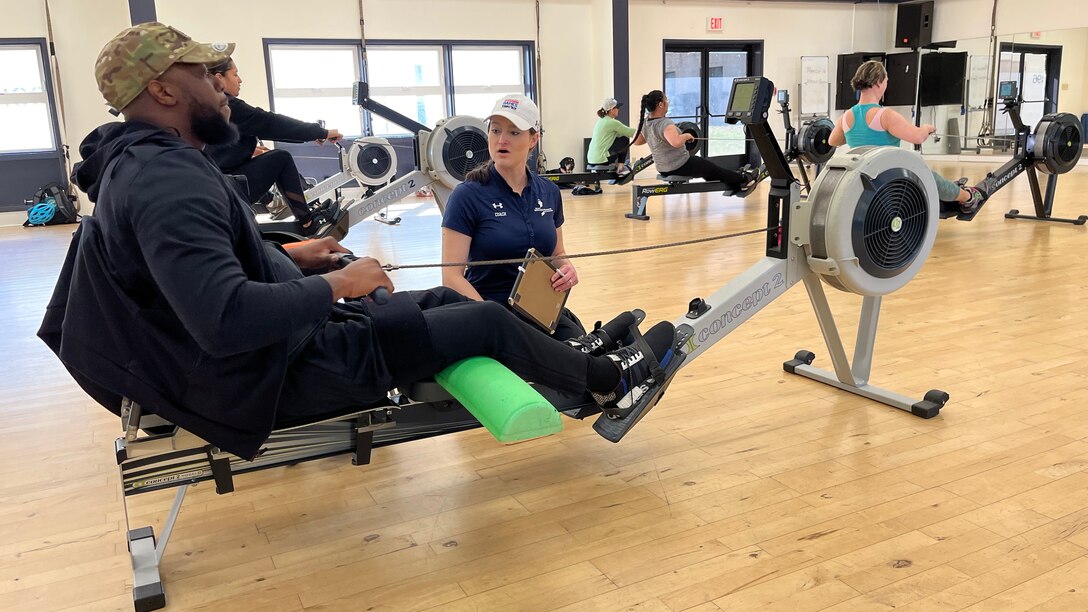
[275,288,602,423]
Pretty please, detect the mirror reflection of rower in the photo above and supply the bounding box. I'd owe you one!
[955,81,1085,224]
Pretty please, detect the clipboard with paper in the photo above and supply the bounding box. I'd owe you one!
[508,248,570,334]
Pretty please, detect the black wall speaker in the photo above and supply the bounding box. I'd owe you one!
[836,52,887,110]
[895,1,934,49]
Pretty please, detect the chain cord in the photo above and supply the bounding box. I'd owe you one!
[380,225,775,271]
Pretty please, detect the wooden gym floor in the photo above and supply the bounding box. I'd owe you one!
[3,159,1088,611]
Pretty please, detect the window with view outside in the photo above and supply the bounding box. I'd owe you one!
[665,47,752,160]
[0,46,55,153]
[268,45,362,137]
[451,47,528,119]
[706,52,747,157]
[366,46,446,136]
[265,41,533,139]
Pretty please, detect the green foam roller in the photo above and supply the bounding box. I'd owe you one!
[435,357,562,443]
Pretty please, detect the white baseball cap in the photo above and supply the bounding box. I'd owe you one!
[488,94,540,131]
[602,97,623,112]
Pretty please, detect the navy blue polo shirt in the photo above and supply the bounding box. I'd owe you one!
[442,165,564,302]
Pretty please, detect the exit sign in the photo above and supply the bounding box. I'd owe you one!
[707,16,723,32]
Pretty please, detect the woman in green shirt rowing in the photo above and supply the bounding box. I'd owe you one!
[587,97,637,174]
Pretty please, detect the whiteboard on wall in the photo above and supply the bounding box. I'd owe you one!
[800,56,829,116]
[967,55,991,109]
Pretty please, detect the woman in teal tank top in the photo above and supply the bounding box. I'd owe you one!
[828,60,985,214]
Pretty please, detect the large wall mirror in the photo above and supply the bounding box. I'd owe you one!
[914,27,1087,157]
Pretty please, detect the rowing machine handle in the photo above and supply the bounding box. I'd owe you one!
[336,254,390,305]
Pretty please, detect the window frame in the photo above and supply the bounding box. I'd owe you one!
[262,38,365,138]
[0,38,63,161]
[263,38,535,138]
[662,39,764,169]
[365,39,536,121]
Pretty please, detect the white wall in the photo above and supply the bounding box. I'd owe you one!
[48,0,131,163]
[0,0,130,159]
[591,0,614,107]
[8,0,1082,223]
[933,0,1088,42]
[157,0,602,171]
[0,0,127,221]
[538,0,602,166]
[0,0,47,37]
[627,0,897,160]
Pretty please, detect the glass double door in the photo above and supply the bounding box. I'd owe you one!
[664,42,762,168]
[995,43,1061,135]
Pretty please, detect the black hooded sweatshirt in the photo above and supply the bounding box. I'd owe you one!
[38,121,424,458]
[205,96,329,171]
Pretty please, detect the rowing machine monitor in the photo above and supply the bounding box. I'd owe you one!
[725,76,776,125]
[727,76,793,191]
[998,80,1017,101]
[777,89,789,106]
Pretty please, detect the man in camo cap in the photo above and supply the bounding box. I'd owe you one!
[43,22,673,461]
[95,22,234,112]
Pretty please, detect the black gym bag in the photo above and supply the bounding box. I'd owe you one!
[24,183,80,227]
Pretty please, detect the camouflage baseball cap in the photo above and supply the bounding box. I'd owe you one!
[95,22,234,111]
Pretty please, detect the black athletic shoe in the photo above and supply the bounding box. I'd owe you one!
[741,167,761,191]
[564,326,614,356]
[725,166,758,195]
[310,198,341,223]
[298,213,330,237]
[564,310,645,356]
[591,321,675,416]
[591,322,693,442]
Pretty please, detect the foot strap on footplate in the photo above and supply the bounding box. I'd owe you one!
[592,324,693,442]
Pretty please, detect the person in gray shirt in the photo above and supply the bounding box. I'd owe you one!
[632,90,751,189]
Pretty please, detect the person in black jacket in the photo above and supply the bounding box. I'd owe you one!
[205,57,343,235]
[41,23,677,459]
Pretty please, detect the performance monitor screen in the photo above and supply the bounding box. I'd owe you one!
[730,82,756,113]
